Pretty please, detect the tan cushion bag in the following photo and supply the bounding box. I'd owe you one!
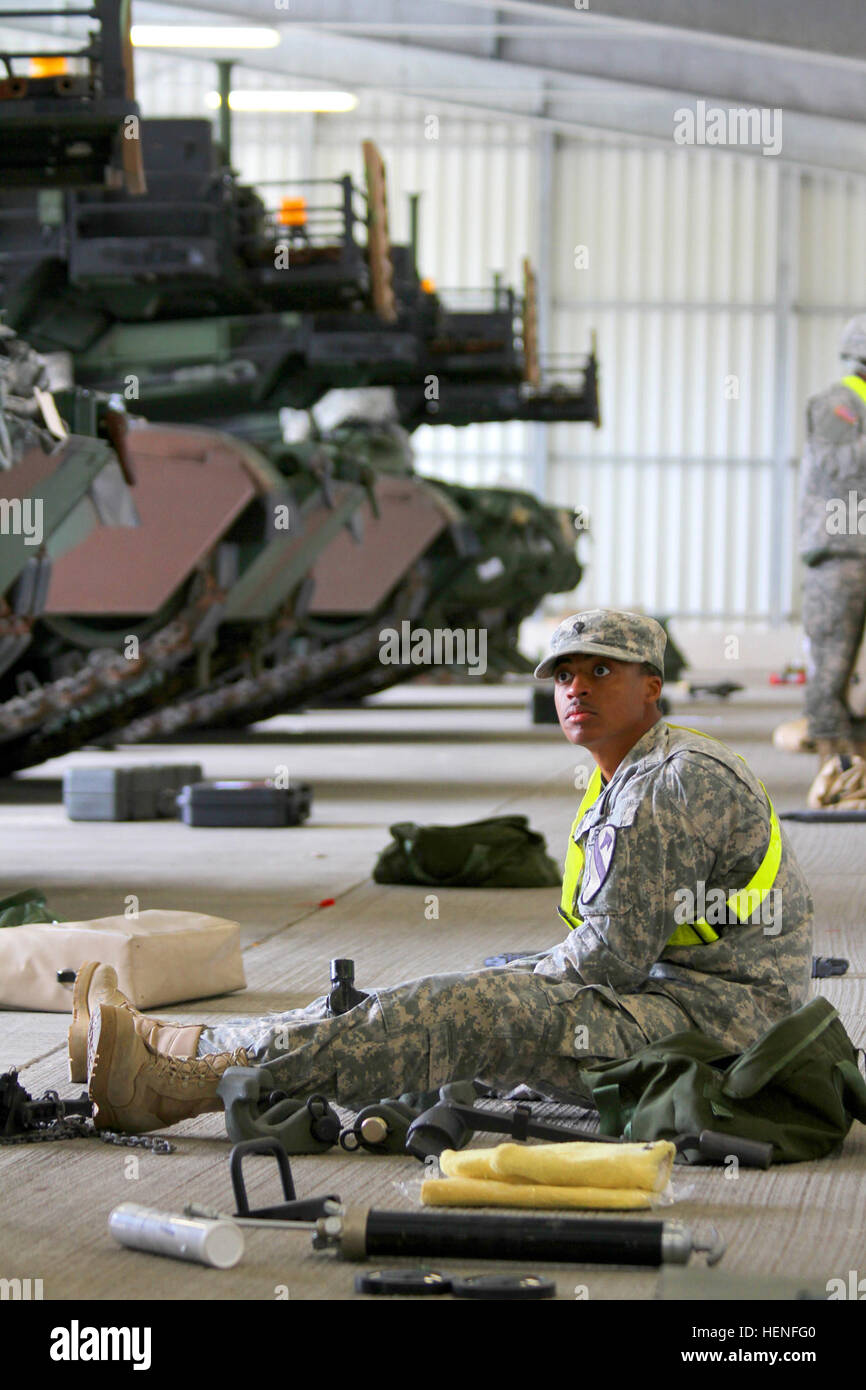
[0,909,246,1011]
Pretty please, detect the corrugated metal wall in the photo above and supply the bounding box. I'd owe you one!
[7,29,866,619]
[548,141,783,619]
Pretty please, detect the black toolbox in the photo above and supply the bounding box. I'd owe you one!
[176,780,312,828]
[529,687,559,724]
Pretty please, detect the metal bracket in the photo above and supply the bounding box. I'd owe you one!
[229,1137,339,1223]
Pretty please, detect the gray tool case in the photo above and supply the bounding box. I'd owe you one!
[176,780,312,828]
[63,764,204,821]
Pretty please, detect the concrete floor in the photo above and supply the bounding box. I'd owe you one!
[1,678,864,1302]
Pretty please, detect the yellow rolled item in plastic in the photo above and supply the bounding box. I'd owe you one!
[438,1148,501,1181]
[420,1177,655,1210]
[489,1139,676,1193]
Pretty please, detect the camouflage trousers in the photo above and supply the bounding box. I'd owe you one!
[802,555,866,740]
[198,961,692,1108]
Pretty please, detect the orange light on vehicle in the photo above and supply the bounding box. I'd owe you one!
[420,277,436,294]
[279,196,307,227]
[30,56,68,77]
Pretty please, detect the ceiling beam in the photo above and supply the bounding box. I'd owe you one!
[435,0,866,65]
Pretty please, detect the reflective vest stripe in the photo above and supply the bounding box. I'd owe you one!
[559,765,602,926]
[560,730,782,948]
[842,375,866,407]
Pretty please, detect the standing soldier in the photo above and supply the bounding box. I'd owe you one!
[799,315,866,775]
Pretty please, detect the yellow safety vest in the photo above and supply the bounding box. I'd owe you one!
[842,375,866,408]
[559,726,783,948]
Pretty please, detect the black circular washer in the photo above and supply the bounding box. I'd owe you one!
[451,1274,556,1300]
[355,1269,453,1296]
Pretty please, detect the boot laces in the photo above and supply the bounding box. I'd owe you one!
[151,1048,248,1088]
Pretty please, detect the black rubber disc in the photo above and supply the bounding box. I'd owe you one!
[451,1274,556,1300]
[355,1269,452,1296]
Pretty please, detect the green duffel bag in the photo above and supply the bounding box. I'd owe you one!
[0,888,59,929]
[372,815,562,888]
[584,996,866,1164]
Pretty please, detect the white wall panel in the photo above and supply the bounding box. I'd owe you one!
[800,172,866,308]
[545,135,807,619]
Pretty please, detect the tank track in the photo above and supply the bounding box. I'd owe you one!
[0,567,429,773]
[114,566,429,743]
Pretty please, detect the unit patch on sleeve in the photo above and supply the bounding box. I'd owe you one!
[580,824,617,902]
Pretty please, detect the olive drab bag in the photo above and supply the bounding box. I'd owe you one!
[372,815,562,888]
[0,888,58,929]
[583,997,866,1164]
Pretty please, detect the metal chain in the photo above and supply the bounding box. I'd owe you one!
[0,1118,174,1153]
[97,1129,175,1154]
[1,1075,175,1151]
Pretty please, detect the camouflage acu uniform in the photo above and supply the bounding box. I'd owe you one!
[200,721,813,1108]
[799,379,866,741]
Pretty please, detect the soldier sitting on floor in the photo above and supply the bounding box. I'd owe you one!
[72,610,814,1134]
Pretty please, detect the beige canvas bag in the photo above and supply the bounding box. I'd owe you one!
[0,909,246,1012]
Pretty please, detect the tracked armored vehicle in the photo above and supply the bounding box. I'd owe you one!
[0,409,582,768]
[0,8,598,773]
[0,326,137,696]
[1,115,599,438]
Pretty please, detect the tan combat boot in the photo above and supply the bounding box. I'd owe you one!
[808,750,866,810]
[772,716,815,753]
[87,1002,250,1135]
[68,962,205,1083]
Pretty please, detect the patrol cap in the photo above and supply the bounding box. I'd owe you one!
[839,314,866,364]
[534,609,666,680]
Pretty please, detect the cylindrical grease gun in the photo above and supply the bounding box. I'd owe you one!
[306,1206,724,1267]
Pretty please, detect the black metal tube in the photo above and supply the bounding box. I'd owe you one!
[0,49,89,58]
[362,1210,665,1266]
[408,192,419,267]
[342,175,355,242]
[0,10,95,16]
[216,59,233,167]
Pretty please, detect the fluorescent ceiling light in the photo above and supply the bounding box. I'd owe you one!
[205,90,358,113]
[131,25,280,49]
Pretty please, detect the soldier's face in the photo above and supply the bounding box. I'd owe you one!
[552,655,659,746]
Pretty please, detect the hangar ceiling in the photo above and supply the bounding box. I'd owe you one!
[114,0,866,173]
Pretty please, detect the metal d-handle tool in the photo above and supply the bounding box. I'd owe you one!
[229,1137,340,1222]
